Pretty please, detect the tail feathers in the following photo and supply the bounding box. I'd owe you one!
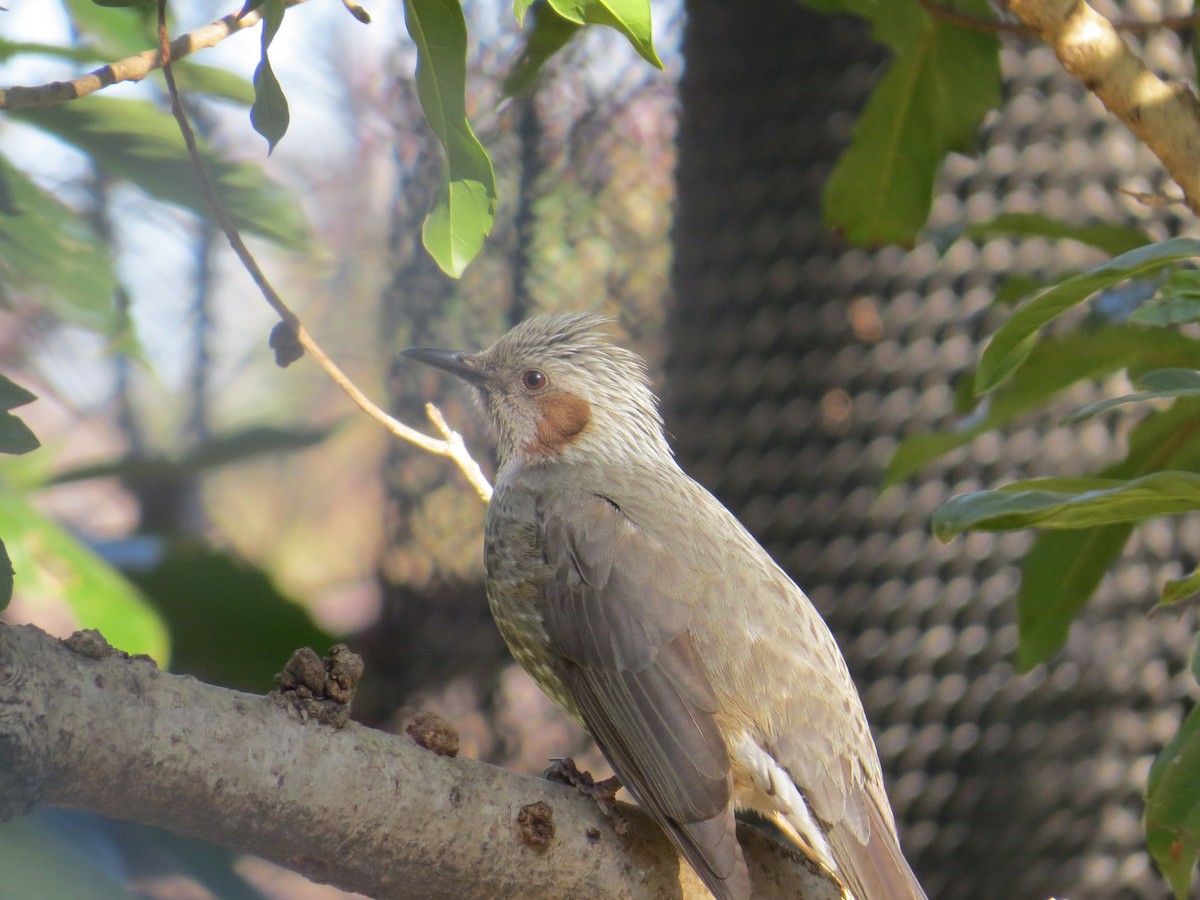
[825,792,927,900]
[664,804,751,900]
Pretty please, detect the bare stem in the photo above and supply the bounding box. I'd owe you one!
[149,1,492,500]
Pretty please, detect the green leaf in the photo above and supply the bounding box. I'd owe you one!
[933,471,1200,539]
[1146,701,1200,899]
[1129,269,1200,327]
[823,0,1000,245]
[962,213,1151,257]
[514,0,536,23]
[90,0,154,8]
[130,543,335,691]
[1015,401,1200,668]
[0,538,12,611]
[250,0,290,152]
[1162,567,1200,606]
[503,4,582,97]
[0,159,121,334]
[0,39,105,63]
[976,238,1200,394]
[64,0,154,57]
[1016,524,1133,672]
[0,489,169,662]
[884,327,1200,485]
[0,374,40,456]
[403,0,498,277]
[1064,369,1200,424]
[546,0,662,68]
[13,98,308,249]
[991,274,1047,308]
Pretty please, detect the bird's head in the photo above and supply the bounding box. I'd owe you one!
[404,314,672,468]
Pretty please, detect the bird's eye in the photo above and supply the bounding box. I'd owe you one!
[520,369,548,391]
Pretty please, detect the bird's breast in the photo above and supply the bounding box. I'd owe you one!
[484,489,577,717]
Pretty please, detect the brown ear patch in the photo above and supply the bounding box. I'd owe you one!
[528,392,591,455]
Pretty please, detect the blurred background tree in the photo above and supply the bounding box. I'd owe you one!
[3,0,1200,897]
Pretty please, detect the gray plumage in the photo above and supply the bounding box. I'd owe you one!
[404,314,926,900]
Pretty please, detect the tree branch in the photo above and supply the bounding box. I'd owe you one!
[0,0,311,111]
[1003,0,1200,215]
[0,623,838,899]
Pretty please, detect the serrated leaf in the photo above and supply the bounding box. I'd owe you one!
[0,158,120,334]
[1146,702,1200,899]
[823,0,1000,245]
[403,0,498,277]
[934,471,1200,540]
[250,0,290,152]
[1130,269,1200,327]
[0,489,169,662]
[1163,567,1200,606]
[1064,369,1200,424]
[884,327,1200,485]
[503,4,581,97]
[547,0,661,68]
[963,213,1151,257]
[1014,401,1200,668]
[13,98,308,248]
[977,238,1200,394]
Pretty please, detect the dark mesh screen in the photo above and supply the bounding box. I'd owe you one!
[667,2,1196,897]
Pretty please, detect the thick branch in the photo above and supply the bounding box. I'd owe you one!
[0,623,837,899]
[1005,0,1200,214]
[0,0,309,111]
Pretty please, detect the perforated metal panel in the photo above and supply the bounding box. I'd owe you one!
[667,2,1197,897]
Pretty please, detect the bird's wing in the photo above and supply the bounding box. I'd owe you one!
[537,493,750,900]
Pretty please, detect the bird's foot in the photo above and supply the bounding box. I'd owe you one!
[544,757,629,837]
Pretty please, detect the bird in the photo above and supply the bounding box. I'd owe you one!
[404,313,926,900]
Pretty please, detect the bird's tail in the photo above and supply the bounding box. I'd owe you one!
[824,791,927,900]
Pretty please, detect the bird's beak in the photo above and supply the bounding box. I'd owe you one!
[402,347,489,386]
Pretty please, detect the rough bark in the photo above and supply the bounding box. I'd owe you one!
[0,622,839,900]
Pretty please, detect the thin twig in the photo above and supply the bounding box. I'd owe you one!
[0,0,309,111]
[918,0,1200,36]
[153,0,493,501]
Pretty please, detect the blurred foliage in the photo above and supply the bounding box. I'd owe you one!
[130,542,335,692]
[890,219,1200,895]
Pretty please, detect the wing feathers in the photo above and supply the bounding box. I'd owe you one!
[539,494,750,900]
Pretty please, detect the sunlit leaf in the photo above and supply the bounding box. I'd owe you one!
[1162,567,1200,606]
[1146,701,1200,899]
[503,4,581,97]
[0,158,120,333]
[824,0,1000,245]
[962,213,1151,257]
[403,0,498,277]
[0,374,40,456]
[13,98,308,248]
[1064,369,1200,424]
[0,489,169,662]
[934,471,1200,540]
[547,0,661,67]
[976,238,1200,394]
[250,0,290,151]
[884,327,1200,485]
